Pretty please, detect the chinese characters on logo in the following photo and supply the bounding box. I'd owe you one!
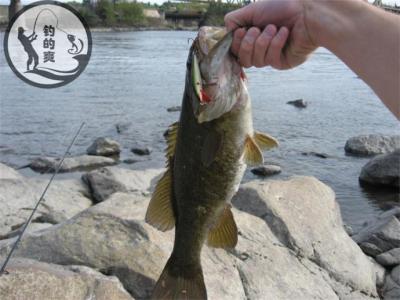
[43,25,55,63]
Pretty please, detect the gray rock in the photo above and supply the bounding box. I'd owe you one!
[344,224,354,236]
[30,155,117,173]
[359,150,400,188]
[0,170,92,236]
[353,208,400,256]
[367,257,386,288]
[360,242,384,257]
[115,122,131,134]
[376,248,400,267]
[131,147,152,156]
[0,177,380,299]
[287,99,307,108]
[0,258,133,300]
[232,176,377,296]
[87,137,121,156]
[251,164,281,177]
[0,222,52,240]
[0,163,22,180]
[82,167,163,203]
[123,159,139,164]
[166,106,181,112]
[383,265,400,300]
[345,134,400,156]
[0,193,243,300]
[301,151,329,158]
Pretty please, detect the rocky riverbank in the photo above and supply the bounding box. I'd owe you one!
[0,159,399,299]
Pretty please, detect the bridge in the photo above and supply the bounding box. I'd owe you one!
[374,0,400,14]
[164,10,205,28]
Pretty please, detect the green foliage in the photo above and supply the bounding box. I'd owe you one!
[78,7,101,27]
[203,1,242,26]
[95,0,116,26]
[160,1,207,13]
[115,2,145,26]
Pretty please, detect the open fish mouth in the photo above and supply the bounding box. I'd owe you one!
[190,27,246,123]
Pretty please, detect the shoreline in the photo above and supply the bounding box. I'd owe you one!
[0,24,199,33]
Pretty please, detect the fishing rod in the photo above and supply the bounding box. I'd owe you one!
[0,122,85,276]
[32,8,69,35]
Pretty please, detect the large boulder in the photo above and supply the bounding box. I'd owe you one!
[345,134,400,156]
[0,176,379,299]
[359,150,400,188]
[0,166,92,237]
[82,167,163,203]
[232,177,377,297]
[383,265,400,300]
[0,258,133,300]
[30,155,117,173]
[87,137,121,156]
[0,163,22,180]
[376,248,400,267]
[0,193,243,300]
[352,208,400,257]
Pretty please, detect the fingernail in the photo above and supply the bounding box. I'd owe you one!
[244,34,255,43]
[265,25,275,37]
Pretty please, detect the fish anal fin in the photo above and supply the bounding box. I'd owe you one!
[243,135,264,166]
[207,205,238,249]
[254,131,279,150]
[165,122,179,159]
[151,257,207,300]
[145,168,175,232]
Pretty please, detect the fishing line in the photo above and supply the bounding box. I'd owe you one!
[0,122,85,276]
[32,8,68,35]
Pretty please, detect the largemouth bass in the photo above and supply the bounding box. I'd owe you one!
[146,26,278,299]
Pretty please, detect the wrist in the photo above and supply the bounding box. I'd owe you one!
[303,0,368,50]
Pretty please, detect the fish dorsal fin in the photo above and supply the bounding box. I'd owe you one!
[243,135,264,166]
[145,168,175,232]
[207,205,238,248]
[165,122,179,159]
[254,131,279,150]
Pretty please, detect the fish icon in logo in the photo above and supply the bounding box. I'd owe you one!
[4,1,92,88]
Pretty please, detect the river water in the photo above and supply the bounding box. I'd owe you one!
[0,30,399,232]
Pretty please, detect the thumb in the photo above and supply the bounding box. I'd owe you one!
[224,5,254,31]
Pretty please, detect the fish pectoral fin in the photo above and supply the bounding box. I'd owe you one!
[207,205,238,249]
[243,135,264,166]
[145,168,175,231]
[254,131,279,150]
[165,122,179,159]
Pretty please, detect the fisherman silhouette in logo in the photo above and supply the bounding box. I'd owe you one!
[17,27,39,71]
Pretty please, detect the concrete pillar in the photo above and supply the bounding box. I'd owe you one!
[9,0,22,22]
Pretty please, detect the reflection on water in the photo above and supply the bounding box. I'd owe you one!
[0,30,399,232]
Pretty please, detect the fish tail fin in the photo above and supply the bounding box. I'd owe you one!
[151,256,207,300]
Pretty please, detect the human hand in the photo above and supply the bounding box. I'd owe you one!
[224,0,317,69]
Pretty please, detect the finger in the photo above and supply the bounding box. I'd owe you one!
[264,26,289,69]
[252,24,277,68]
[238,27,261,68]
[224,5,254,31]
[231,28,246,57]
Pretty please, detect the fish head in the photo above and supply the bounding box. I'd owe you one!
[190,26,246,123]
